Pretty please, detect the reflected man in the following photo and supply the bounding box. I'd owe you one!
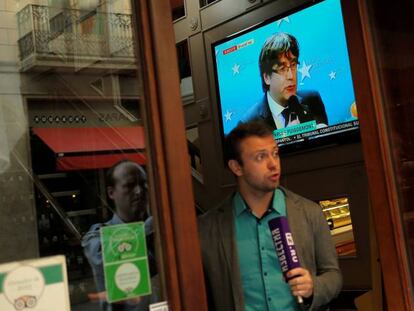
[82,160,157,311]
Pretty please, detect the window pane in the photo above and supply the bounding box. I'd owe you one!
[1,1,164,310]
[170,0,186,21]
[199,0,218,8]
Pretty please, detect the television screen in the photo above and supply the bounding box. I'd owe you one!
[212,0,358,151]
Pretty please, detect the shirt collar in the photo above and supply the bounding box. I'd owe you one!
[267,92,285,116]
[267,92,286,129]
[234,192,248,217]
[234,188,285,217]
[109,213,125,225]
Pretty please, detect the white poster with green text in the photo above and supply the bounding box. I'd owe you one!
[0,255,70,311]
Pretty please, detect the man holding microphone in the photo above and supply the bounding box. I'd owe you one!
[198,121,341,310]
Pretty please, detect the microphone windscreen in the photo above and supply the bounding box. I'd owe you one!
[268,216,301,281]
[287,95,300,112]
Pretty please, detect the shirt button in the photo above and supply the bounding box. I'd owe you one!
[261,247,265,251]
[268,297,272,302]
[264,272,268,276]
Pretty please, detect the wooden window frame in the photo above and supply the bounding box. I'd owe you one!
[132,1,208,310]
[343,0,414,310]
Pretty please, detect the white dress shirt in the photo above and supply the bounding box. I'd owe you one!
[267,92,299,128]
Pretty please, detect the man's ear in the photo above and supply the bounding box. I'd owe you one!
[228,159,243,177]
[263,72,271,86]
[107,186,115,200]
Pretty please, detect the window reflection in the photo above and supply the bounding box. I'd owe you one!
[177,40,193,108]
[199,0,218,8]
[170,0,186,21]
[17,2,135,72]
[0,0,162,309]
[187,127,202,174]
[318,197,357,257]
[176,40,191,80]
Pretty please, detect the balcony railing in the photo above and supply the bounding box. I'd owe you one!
[17,5,135,72]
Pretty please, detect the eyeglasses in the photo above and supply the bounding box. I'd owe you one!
[271,60,299,75]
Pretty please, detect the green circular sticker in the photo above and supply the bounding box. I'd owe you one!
[114,263,140,294]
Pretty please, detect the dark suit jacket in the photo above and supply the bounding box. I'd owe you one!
[198,188,342,311]
[240,90,328,129]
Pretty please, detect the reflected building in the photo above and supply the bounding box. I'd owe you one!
[1,0,145,305]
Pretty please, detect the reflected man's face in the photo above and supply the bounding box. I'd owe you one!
[108,162,147,222]
[263,51,298,107]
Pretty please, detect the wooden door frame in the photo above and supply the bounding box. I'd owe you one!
[343,0,413,309]
[132,1,208,310]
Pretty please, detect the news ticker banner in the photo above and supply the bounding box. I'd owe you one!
[101,222,151,303]
[273,120,359,145]
[0,255,70,311]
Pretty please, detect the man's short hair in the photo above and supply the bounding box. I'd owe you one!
[259,32,300,92]
[224,121,274,165]
[105,160,147,188]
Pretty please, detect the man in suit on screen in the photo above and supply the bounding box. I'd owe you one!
[241,32,328,130]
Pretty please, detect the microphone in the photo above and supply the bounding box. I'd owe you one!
[268,216,304,307]
[287,95,301,113]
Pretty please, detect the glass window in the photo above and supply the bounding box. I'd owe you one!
[199,0,218,8]
[1,1,164,310]
[176,40,191,80]
[186,126,202,174]
[176,41,202,179]
[170,0,186,21]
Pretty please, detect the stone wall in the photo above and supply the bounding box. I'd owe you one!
[0,0,38,262]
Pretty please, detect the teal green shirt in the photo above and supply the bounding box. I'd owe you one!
[234,189,297,311]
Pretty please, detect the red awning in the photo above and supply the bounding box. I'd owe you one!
[32,126,145,154]
[32,127,146,170]
[57,153,146,171]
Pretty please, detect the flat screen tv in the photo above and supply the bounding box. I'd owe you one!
[212,0,359,153]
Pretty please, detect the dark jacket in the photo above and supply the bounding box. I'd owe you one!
[240,91,328,129]
[198,188,342,311]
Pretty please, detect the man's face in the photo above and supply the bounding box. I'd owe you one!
[108,162,147,222]
[263,51,298,106]
[230,135,280,194]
